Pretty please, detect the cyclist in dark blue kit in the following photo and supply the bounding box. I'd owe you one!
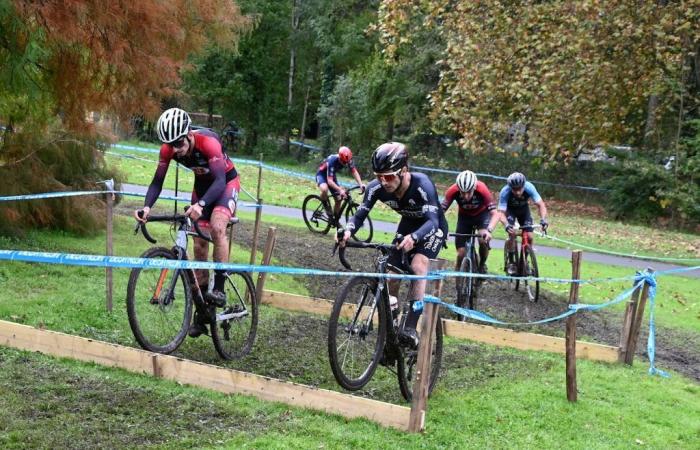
[316,146,365,223]
[337,142,448,348]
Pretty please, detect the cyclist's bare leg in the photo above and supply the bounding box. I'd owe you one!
[209,210,231,298]
[193,237,210,289]
[477,229,490,268]
[332,196,342,219]
[400,254,429,344]
[455,246,466,271]
[318,183,332,215]
[524,230,534,246]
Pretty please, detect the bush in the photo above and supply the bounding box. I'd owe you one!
[603,136,700,229]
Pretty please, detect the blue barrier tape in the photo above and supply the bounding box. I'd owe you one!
[412,165,607,192]
[290,140,322,152]
[105,151,194,173]
[434,269,639,285]
[0,191,109,202]
[641,273,669,377]
[539,232,700,263]
[0,188,261,209]
[0,249,440,281]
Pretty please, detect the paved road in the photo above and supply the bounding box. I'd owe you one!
[123,183,699,278]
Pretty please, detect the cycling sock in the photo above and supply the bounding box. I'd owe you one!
[404,300,421,330]
[213,271,226,292]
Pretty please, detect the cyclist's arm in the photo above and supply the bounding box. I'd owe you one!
[346,181,379,234]
[350,166,363,186]
[411,178,442,241]
[144,145,173,208]
[440,184,458,211]
[525,182,547,222]
[198,139,228,206]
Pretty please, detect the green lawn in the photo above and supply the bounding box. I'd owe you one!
[0,198,698,448]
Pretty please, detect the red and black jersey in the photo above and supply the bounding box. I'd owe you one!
[441,181,495,217]
[144,129,238,208]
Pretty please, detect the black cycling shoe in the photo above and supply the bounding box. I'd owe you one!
[205,289,227,307]
[398,327,419,349]
[188,321,209,338]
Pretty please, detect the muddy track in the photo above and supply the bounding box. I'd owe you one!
[224,218,699,382]
[118,204,699,382]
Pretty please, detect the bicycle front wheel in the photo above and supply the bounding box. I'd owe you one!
[345,203,373,243]
[302,194,332,235]
[126,247,193,354]
[397,316,443,402]
[523,248,540,302]
[328,276,385,391]
[211,271,258,360]
[456,250,478,315]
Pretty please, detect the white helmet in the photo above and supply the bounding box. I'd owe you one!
[156,108,191,143]
[456,170,477,192]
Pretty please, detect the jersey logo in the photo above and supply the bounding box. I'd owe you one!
[418,187,428,202]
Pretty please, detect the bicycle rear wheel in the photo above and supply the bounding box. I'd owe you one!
[345,203,373,243]
[211,271,258,360]
[302,194,332,235]
[397,317,443,402]
[126,247,193,354]
[523,247,540,302]
[328,276,385,391]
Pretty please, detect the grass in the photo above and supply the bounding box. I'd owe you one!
[0,202,698,447]
[0,338,698,448]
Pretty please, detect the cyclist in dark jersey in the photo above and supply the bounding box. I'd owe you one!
[441,170,499,273]
[134,108,240,337]
[338,142,448,348]
[497,172,549,275]
[316,146,365,223]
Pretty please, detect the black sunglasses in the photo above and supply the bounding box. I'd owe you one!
[172,137,188,148]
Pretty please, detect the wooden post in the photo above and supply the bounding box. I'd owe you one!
[625,269,653,365]
[105,184,114,313]
[249,154,264,265]
[618,282,641,363]
[408,258,447,433]
[566,250,582,402]
[255,227,277,304]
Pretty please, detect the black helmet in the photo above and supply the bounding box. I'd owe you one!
[371,142,408,173]
[507,172,526,189]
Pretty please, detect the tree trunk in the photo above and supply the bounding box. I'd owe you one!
[643,94,658,150]
[284,0,300,154]
[300,79,311,142]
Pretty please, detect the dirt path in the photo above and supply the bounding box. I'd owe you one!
[228,218,700,381]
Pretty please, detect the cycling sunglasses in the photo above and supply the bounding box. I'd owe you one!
[171,136,188,148]
[374,169,402,182]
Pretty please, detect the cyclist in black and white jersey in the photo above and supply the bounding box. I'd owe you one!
[337,142,448,347]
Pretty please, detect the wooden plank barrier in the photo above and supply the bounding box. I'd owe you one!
[0,320,411,431]
[262,290,620,363]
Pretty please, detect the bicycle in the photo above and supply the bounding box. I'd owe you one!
[126,212,258,360]
[327,233,443,401]
[450,232,485,313]
[503,224,545,302]
[302,185,373,243]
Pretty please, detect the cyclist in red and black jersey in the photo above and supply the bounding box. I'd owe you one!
[441,170,499,273]
[134,108,240,337]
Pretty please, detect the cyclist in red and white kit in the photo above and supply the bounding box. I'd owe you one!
[134,108,240,337]
[441,170,499,274]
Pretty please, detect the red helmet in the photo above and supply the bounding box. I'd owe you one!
[338,146,353,164]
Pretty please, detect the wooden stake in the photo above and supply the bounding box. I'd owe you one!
[625,269,652,365]
[408,258,446,433]
[255,227,277,304]
[566,250,582,402]
[105,191,114,313]
[618,283,641,363]
[249,154,264,265]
